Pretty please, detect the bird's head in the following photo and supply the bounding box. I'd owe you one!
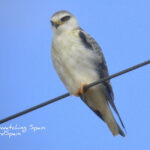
[50,10,79,34]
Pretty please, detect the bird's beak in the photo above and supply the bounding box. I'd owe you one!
[52,20,63,29]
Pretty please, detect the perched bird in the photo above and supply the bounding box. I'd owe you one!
[50,10,125,137]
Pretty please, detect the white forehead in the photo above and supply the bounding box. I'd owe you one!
[51,10,74,21]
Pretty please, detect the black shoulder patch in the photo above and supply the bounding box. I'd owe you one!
[79,31,93,49]
[95,60,108,79]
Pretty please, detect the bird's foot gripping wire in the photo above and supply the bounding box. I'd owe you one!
[74,82,88,97]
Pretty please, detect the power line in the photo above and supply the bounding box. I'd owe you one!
[0,60,150,124]
[0,93,70,124]
[85,60,150,90]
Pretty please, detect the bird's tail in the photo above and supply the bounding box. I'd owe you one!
[103,103,125,137]
[82,86,125,137]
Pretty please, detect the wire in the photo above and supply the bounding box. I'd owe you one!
[85,60,150,90]
[0,93,70,124]
[0,60,150,124]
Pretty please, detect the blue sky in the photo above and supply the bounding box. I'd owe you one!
[0,0,150,150]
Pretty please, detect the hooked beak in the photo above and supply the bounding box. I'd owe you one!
[50,20,63,29]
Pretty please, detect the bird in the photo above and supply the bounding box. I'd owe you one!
[50,10,125,137]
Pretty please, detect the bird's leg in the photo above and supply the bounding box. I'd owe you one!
[74,82,88,96]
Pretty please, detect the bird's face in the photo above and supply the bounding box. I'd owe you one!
[50,10,78,34]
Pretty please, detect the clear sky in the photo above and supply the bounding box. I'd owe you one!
[0,0,150,150]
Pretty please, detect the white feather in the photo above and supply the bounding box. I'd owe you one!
[52,29,99,94]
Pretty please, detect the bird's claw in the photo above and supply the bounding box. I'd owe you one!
[74,82,87,96]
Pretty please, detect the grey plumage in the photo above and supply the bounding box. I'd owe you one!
[78,29,125,136]
[51,10,73,18]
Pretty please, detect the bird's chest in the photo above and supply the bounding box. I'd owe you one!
[52,31,88,71]
[51,31,98,94]
[53,31,80,60]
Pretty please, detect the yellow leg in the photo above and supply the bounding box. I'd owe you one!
[74,82,87,96]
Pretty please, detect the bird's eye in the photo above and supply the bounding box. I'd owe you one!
[60,16,71,22]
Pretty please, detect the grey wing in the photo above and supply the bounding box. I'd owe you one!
[78,29,125,130]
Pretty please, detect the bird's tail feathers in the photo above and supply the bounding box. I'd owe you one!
[104,105,125,137]
[82,87,125,137]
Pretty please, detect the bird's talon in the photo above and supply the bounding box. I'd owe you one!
[74,82,87,96]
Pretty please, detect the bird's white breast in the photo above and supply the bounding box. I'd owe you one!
[51,30,99,94]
